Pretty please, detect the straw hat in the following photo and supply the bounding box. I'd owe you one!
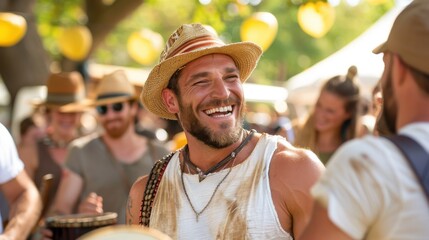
[141,23,263,120]
[32,71,89,112]
[92,70,136,106]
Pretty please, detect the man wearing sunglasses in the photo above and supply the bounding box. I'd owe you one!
[50,70,169,224]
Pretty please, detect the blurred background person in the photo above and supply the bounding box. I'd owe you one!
[19,72,90,219]
[51,70,169,224]
[359,83,383,136]
[294,66,362,165]
[0,123,42,240]
[17,115,46,145]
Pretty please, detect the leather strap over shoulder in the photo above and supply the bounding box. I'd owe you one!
[139,151,175,226]
[385,135,429,203]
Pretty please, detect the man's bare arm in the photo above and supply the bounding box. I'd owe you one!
[126,175,148,225]
[270,140,325,238]
[0,170,42,240]
[51,169,83,215]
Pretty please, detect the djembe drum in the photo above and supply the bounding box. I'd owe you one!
[78,225,172,240]
[45,212,118,240]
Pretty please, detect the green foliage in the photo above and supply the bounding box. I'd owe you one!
[34,0,393,85]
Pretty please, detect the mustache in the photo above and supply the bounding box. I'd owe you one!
[104,118,123,124]
[200,97,240,109]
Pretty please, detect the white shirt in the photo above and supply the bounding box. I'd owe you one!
[0,123,24,233]
[311,122,429,239]
[150,134,292,239]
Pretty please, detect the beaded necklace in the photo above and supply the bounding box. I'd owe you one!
[42,136,70,148]
[183,129,256,182]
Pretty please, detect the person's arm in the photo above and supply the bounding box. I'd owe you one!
[0,170,42,240]
[270,140,325,238]
[126,175,148,225]
[17,144,38,180]
[298,201,353,240]
[51,168,83,215]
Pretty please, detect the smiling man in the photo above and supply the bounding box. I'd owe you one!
[126,23,324,239]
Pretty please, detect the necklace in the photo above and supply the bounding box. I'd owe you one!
[180,129,255,222]
[181,157,234,222]
[43,136,70,149]
[183,129,255,182]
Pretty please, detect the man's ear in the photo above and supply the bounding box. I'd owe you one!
[162,88,179,114]
[392,54,407,86]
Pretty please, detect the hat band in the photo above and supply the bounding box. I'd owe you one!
[46,92,84,105]
[97,93,133,100]
[164,36,225,60]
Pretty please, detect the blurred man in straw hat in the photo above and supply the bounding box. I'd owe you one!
[127,23,324,239]
[301,1,429,239]
[51,70,169,225]
[19,71,90,218]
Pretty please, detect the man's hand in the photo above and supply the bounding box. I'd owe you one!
[78,192,103,214]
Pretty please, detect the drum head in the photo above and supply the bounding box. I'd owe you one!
[77,225,172,240]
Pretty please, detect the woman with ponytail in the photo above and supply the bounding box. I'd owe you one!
[295,66,363,165]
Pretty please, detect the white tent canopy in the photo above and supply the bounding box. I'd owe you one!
[285,3,407,108]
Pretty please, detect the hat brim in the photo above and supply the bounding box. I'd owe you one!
[141,41,262,120]
[372,42,387,54]
[31,99,92,113]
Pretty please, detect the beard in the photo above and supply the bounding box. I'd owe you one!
[177,96,245,149]
[102,116,132,139]
[377,62,398,135]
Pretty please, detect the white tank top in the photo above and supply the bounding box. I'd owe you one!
[149,134,293,239]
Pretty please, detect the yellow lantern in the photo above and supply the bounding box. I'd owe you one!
[240,12,278,52]
[57,25,92,61]
[127,28,164,65]
[297,1,335,38]
[0,12,27,47]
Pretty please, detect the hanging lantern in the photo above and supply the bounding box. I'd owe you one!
[127,28,164,65]
[57,25,92,61]
[297,1,335,38]
[240,12,278,52]
[0,12,27,47]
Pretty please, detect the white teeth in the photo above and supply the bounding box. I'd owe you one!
[205,105,232,115]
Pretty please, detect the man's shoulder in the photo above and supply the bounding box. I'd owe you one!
[273,137,322,168]
[334,135,385,158]
[268,137,325,187]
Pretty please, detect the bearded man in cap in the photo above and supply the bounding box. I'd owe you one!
[51,70,169,224]
[301,1,429,239]
[126,23,324,239]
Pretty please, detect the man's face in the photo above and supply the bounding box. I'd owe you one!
[49,110,82,138]
[378,52,398,135]
[97,101,134,139]
[174,54,245,148]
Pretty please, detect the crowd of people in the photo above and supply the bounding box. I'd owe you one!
[1,0,428,239]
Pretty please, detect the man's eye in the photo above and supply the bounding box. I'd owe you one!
[194,80,208,85]
[225,75,239,81]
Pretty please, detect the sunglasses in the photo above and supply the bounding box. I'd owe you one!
[96,102,124,115]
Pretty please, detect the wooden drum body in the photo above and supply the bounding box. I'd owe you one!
[45,212,118,240]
